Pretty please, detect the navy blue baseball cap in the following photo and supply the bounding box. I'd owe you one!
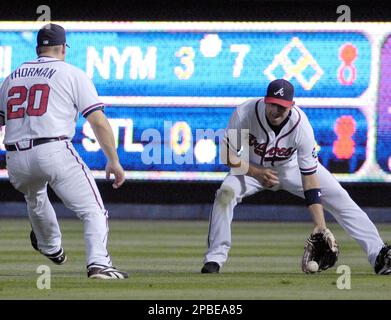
[264,79,294,108]
[37,23,70,48]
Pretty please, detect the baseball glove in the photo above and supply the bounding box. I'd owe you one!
[301,228,339,273]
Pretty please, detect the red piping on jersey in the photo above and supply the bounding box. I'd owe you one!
[255,99,269,166]
[207,205,213,249]
[65,141,104,210]
[272,106,302,166]
[23,60,62,64]
[102,210,111,262]
[81,103,104,117]
[300,165,318,171]
[299,165,318,173]
[24,57,62,64]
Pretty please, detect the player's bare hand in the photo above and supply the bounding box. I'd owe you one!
[105,161,125,189]
[257,168,279,188]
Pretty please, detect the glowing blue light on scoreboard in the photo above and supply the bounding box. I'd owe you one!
[82,118,143,153]
[0,23,382,182]
[0,30,371,98]
[63,106,369,177]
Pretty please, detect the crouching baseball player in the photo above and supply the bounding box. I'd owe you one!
[0,24,127,279]
[201,79,391,275]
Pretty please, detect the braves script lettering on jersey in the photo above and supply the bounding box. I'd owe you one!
[0,23,127,279]
[248,133,295,161]
[202,96,388,274]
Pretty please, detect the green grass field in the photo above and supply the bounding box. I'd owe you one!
[1,218,391,300]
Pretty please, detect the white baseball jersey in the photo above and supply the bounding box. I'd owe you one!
[0,56,104,144]
[1,56,113,268]
[204,98,385,269]
[225,98,318,175]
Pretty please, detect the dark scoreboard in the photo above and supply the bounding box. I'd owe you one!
[0,22,390,182]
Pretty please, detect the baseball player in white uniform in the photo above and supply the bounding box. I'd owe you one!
[201,79,391,275]
[0,24,128,279]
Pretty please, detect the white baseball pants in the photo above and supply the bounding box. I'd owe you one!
[6,140,112,267]
[204,163,384,268]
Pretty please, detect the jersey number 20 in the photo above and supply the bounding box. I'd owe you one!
[7,84,50,120]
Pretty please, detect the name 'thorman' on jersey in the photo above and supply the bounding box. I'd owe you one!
[10,67,57,80]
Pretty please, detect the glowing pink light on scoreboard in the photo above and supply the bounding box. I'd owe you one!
[333,115,356,160]
[338,43,357,86]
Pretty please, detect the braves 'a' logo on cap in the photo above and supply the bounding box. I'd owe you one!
[274,88,284,96]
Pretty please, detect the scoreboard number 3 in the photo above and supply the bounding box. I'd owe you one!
[174,47,195,80]
[174,41,250,80]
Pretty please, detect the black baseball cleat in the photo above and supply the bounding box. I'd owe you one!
[30,230,39,251]
[44,247,67,265]
[87,264,129,279]
[374,244,391,275]
[30,230,67,265]
[201,262,220,274]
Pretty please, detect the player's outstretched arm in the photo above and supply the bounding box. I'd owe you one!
[301,173,339,272]
[301,173,338,251]
[86,110,125,189]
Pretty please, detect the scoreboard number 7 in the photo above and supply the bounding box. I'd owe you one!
[230,44,250,78]
[174,43,250,80]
